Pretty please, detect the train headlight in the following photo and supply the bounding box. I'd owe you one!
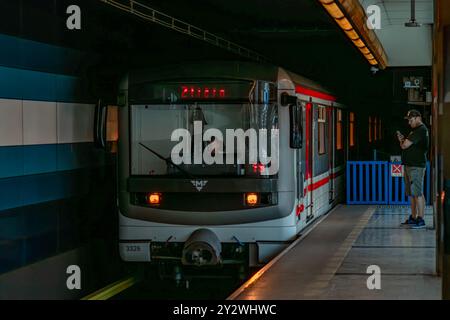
[245,193,259,206]
[147,193,162,205]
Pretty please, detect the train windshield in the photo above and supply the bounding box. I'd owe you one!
[130,103,278,177]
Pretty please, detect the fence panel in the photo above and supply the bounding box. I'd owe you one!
[346,161,389,204]
[347,161,431,205]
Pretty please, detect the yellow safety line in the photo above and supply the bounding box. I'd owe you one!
[81,276,137,300]
[227,204,342,300]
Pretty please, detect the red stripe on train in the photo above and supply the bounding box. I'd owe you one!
[295,85,337,102]
[303,169,344,193]
[308,177,330,191]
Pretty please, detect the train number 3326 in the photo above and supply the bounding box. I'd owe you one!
[126,245,141,252]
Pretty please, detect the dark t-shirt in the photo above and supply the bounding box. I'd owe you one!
[402,124,429,167]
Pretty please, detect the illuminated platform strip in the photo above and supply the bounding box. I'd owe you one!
[98,0,268,63]
[81,276,138,300]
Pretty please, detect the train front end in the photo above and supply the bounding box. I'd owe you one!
[117,63,298,277]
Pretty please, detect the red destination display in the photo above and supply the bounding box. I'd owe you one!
[181,86,226,99]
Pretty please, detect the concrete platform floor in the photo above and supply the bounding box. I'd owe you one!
[232,205,441,300]
[324,206,440,300]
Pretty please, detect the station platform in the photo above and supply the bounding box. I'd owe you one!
[229,205,440,300]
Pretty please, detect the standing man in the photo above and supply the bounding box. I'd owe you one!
[397,110,429,229]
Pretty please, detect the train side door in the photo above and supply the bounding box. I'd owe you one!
[328,106,335,203]
[304,102,314,221]
[296,101,304,207]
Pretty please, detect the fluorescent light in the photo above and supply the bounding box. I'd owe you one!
[358,46,370,55]
[335,17,353,31]
[353,38,366,48]
[344,29,359,40]
[318,0,380,67]
[322,2,344,19]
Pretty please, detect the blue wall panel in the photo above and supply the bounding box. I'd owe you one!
[57,143,105,172]
[0,203,58,240]
[58,203,81,252]
[0,208,24,239]
[0,239,24,274]
[0,66,24,99]
[0,143,106,179]
[56,75,85,103]
[0,178,22,212]
[0,66,93,103]
[0,34,21,68]
[20,68,57,101]
[23,144,57,176]
[0,168,92,211]
[0,33,92,76]
[0,146,24,178]
[25,231,58,264]
[0,31,114,276]
[0,164,117,274]
[0,202,60,270]
[20,173,65,209]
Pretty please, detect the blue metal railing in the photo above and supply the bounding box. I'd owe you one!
[347,161,389,204]
[346,161,431,205]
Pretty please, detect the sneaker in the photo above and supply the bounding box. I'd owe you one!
[400,215,416,227]
[411,217,426,229]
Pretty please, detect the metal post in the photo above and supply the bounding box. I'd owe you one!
[443,179,450,299]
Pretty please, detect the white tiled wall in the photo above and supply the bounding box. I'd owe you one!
[23,100,57,145]
[0,98,22,147]
[0,98,95,146]
[57,102,94,144]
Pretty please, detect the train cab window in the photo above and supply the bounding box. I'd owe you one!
[336,109,343,150]
[130,103,278,177]
[318,106,326,155]
[349,112,355,147]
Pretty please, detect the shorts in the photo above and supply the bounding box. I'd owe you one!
[404,166,425,197]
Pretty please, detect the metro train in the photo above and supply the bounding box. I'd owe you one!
[100,61,352,280]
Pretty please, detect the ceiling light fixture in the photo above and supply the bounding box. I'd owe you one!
[318,0,380,66]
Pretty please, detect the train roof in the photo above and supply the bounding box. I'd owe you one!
[128,60,338,103]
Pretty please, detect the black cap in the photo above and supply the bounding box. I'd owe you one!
[404,109,421,119]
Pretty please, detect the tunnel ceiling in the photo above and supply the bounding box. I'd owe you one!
[0,0,431,108]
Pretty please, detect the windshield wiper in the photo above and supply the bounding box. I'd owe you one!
[139,142,195,179]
